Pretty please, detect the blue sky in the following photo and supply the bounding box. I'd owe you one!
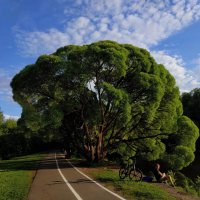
[1,0,200,119]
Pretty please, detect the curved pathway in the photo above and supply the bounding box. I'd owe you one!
[28,152,126,200]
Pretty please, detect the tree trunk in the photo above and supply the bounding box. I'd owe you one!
[95,132,105,162]
[83,127,105,163]
[84,143,95,162]
[97,133,102,161]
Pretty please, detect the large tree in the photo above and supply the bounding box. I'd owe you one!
[11,41,199,169]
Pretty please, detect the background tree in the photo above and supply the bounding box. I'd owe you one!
[0,111,25,159]
[11,41,199,169]
[182,88,200,155]
[182,88,200,127]
[0,110,4,134]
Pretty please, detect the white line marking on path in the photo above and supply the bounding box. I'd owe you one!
[55,153,83,200]
[66,159,127,200]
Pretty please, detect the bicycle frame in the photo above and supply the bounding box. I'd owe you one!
[119,157,143,181]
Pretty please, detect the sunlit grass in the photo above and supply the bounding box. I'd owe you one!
[94,170,176,200]
[0,153,44,200]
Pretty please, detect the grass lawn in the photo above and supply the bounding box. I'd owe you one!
[82,167,176,200]
[0,153,44,200]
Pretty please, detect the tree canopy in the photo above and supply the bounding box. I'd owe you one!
[11,41,199,169]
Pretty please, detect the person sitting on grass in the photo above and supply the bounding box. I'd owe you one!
[153,163,175,187]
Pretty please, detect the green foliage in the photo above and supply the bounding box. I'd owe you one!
[163,116,199,170]
[194,176,200,196]
[0,111,3,124]
[177,116,199,151]
[0,111,4,135]
[173,172,198,196]
[138,139,166,161]
[11,40,199,167]
[4,119,17,129]
[0,115,23,159]
[0,111,43,159]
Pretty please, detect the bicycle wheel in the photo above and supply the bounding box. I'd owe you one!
[129,169,143,181]
[119,166,127,179]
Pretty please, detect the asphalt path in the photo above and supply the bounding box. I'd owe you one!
[28,152,126,200]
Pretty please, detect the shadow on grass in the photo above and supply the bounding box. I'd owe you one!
[0,153,78,171]
[0,159,42,171]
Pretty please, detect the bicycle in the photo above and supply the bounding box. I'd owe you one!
[119,157,143,181]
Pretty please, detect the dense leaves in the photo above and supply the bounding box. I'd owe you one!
[11,41,199,169]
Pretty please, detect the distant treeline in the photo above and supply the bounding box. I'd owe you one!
[0,111,62,160]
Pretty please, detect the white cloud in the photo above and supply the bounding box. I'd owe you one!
[191,55,200,82]
[0,70,10,91]
[14,0,200,56]
[3,114,20,120]
[0,67,20,102]
[152,51,200,92]
[13,0,200,92]
[15,28,70,56]
[193,55,200,66]
[0,69,12,100]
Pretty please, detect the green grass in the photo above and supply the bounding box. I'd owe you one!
[0,153,44,200]
[94,170,176,200]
